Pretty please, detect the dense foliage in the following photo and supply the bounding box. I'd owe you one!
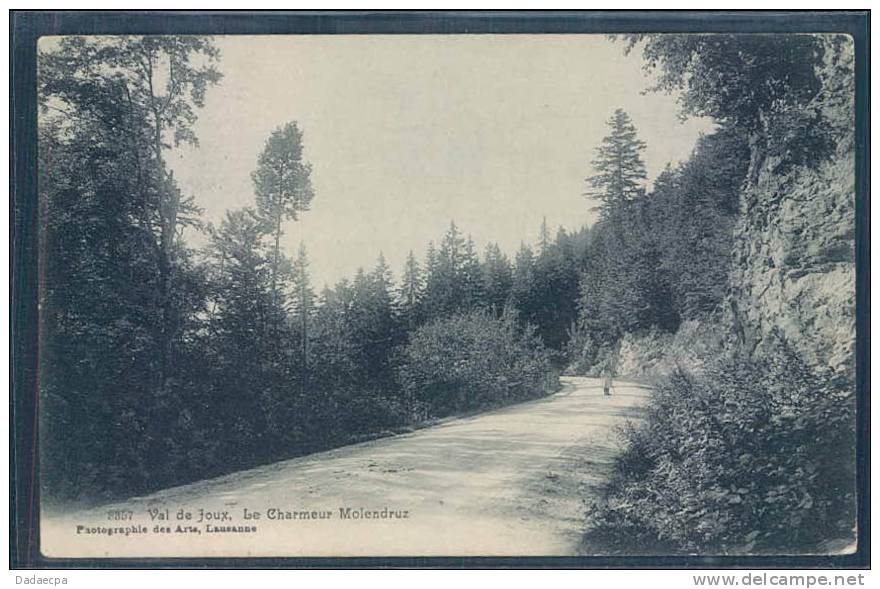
[398,311,557,418]
[622,33,848,176]
[38,36,224,493]
[588,343,856,553]
[572,120,749,366]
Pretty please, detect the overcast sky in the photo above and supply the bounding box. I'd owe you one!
[170,35,713,289]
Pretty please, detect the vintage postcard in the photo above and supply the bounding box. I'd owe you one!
[25,24,863,561]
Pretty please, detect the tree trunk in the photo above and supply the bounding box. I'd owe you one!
[301,287,308,368]
[272,210,281,311]
[270,168,285,329]
[153,148,173,393]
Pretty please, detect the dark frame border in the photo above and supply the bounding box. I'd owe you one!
[10,10,871,570]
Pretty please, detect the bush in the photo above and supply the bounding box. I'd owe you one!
[396,310,558,419]
[588,341,856,554]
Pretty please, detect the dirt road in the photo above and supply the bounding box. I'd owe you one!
[41,377,649,558]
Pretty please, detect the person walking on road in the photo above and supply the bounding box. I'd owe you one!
[602,363,613,396]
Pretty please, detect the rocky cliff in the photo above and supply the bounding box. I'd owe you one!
[726,37,856,375]
[613,143,856,381]
[726,144,856,375]
[615,39,857,381]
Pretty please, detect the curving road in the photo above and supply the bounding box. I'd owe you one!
[41,377,649,558]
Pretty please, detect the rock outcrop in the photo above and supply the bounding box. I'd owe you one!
[725,36,857,377]
[725,145,856,375]
[605,138,855,381]
[613,319,723,379]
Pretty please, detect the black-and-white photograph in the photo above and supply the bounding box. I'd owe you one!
[17,18,864,562]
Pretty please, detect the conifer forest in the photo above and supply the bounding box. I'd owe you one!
[36,33,858,554]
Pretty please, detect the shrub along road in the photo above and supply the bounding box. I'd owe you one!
[41,377,649,558]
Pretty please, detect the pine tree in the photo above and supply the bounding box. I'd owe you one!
[205,207,277,451]
[437,221,465,313]
[482,243,513,317]
[422,241,441,318]
[310,280,357,388]
[371,253,396,314]
[252,122,315,321]
[539,216,551,253]
[399,250,424,328]
[369,253,399,377]
[531,224,583,350]
[510,243,537,325]
[586,109,647,215]
[343,261,399,386]
[425,241,438,278]
[290,242,315,368]
[460,235,485,310]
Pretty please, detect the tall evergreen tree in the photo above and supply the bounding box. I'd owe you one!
[252,122,315,320]
[539,216,551,253]
[421,221,470,316]
[530,225,583,350]
[437,221,466,313]
[371,253,397,321]
[586,109,647,215]
[510,243,537,325]
[460,236,486,310]
[369,253,399,377]
[310,279,357,390]
[290,242,316,368]
[422,241,441,317]
[482,243,513,317]
[204,208,277,456]
[342,261,399,388]
[399,250,424,329]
